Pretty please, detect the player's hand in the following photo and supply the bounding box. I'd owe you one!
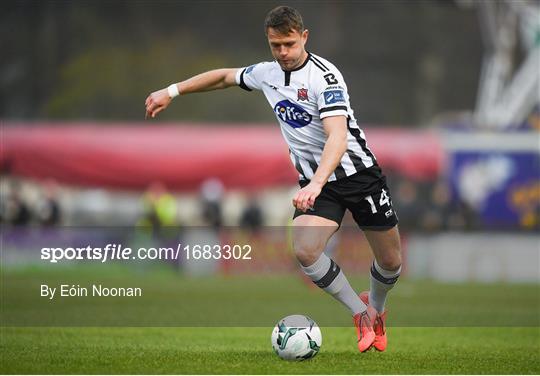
[292,181,322,212]
[145,88,172,119]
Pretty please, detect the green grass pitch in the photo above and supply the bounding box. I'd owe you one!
[1,266,539,374]
[2,327,539,374]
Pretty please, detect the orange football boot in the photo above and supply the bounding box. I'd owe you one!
[360,291,388,351]
[353,305,377,352]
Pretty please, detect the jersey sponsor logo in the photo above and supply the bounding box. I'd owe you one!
[324,90,345,105]
[297,88,309,101]
[245,64,256,74]
[273,100,312,128]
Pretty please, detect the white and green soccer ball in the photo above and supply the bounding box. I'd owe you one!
[271,314,322,361]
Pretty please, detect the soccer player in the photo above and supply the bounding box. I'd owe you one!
[145,5,402,353]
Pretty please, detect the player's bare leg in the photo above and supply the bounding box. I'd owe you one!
[293,215,376,352]
[364,226,402,274]
[362,225,402,351]
[292,215,337,266]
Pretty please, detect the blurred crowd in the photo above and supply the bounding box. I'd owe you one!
[1,179,61,226]
[387,175,480,232]
[0,173,513,233]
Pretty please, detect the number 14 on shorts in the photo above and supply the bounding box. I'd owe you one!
[364,189,393,217]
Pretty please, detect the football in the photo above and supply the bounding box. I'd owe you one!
[271,315,322,361]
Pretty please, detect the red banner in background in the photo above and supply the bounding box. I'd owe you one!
[1,122,444,190]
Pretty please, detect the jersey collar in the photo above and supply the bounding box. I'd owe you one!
[281,52,312,73]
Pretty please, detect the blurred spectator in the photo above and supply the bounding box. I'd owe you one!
[455,200,480,231]
[393,178,423,231]
[35,180,61,226]
[239,194,264,232]
[200,178,224,228]
[138,181,177,238]
[421,179,451,232]
[2,181,31,226]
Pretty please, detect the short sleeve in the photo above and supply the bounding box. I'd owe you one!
[314,69,350,119]
[235,62,269,91]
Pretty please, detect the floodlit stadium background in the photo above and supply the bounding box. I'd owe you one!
[1,0,539,330]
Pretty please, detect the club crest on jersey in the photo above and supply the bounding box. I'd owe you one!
[297,88,308,101]
[273,100,312,128]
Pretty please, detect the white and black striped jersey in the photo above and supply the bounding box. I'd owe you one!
[235,52,378,182]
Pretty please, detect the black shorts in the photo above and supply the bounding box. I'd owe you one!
[293,166,399,231]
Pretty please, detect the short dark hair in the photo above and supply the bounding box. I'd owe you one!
[264,6,304,35]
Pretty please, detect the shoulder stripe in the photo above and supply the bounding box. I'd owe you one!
[320,105,347,114]
[309,57,327,72]
[310,55,329,71]
[239,69,252,92]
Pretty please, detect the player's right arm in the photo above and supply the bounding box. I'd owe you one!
[145,68,239,119]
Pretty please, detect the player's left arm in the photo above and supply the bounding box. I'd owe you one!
[292,115,348,212]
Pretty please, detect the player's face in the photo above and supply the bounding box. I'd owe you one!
[267,27,309,71]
